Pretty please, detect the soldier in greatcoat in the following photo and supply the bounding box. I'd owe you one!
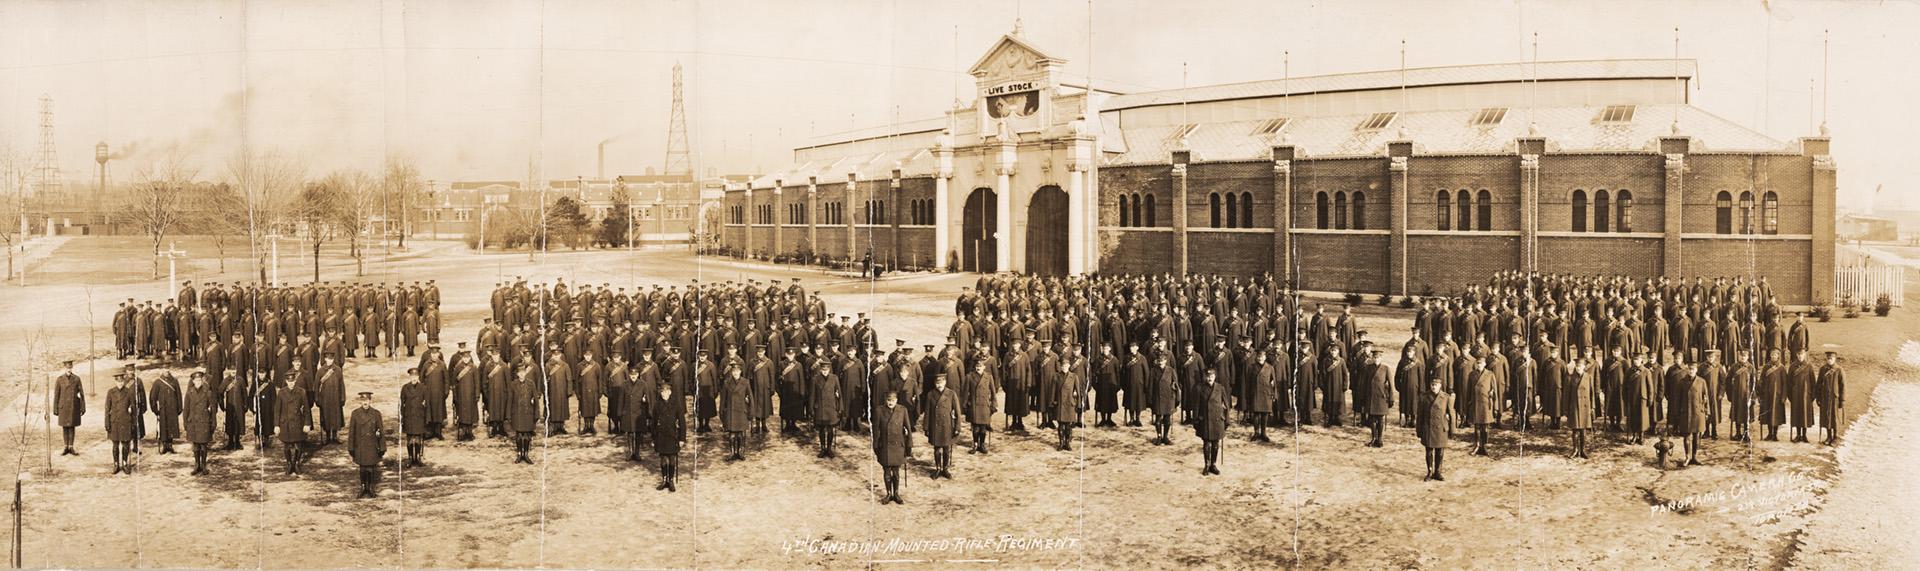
[107,370,140,474]
[1418,379,1455,481]
[401,369,429,467]
[348,392,387,498]
[1196,367,1230,475]
[652,381,685,492]
[923,374,960,478]
[719,364,752,461]
[183,372,216,475]
[149,371,183,454]
[53,361,85,456]
[810,360,842,458]
[873,391,911,504]
[1816,351,1846,446]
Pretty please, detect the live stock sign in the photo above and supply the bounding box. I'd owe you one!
[984,81,1038,96]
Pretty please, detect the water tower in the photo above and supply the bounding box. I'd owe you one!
[95,142,108,228]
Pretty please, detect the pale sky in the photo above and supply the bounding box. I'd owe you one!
[1,0,1913,210]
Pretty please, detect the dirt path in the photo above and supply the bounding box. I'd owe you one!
[1789,341,1920,570]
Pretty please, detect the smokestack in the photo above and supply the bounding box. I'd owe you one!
[597,142,606,179]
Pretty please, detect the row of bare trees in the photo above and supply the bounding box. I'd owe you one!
[115,147,426,283]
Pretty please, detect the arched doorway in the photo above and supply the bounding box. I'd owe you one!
[962,188,998,272]
[1025,185,1068,276]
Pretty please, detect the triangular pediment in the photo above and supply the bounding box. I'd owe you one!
[967,34,1067,77]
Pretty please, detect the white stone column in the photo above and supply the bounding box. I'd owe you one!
[934,135,954,271]
[1067,160,1085,275]
[995,161,1012,273]
[1006,137,1021,271]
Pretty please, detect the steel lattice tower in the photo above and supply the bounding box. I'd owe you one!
[663,63,692,177]
[36,95,63,203]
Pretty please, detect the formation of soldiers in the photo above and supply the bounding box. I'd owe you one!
[56,359,386,495]
[111,279,444,364]
[460,277,886,493]
[61,269,1851,500]
[934,271,1849,481]
[1395,271,1849,476]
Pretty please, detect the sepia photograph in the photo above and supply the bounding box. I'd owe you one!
[0,0,1915,568]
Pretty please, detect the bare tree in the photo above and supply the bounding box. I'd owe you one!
[294,175,346,283]
[122,148,198,279]
[186,182,247,273]
[224,148,305,283]
[330,170,380,276]
[383,157,422,249]
[1,150,27,284]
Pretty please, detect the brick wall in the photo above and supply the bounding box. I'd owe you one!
[1187,161,1272,229]
[1099,165,1172,227]
[1537,154,1665,233]
[1408,155,1520,231]
[1294,233,1390,293]
[1187,232,1274,277]
[1681,238,1812,303]
[1292,158,1389,230]
[1407,234,1521,295]
[1681,154,1813,235]
[1536,235,1662,277]
[1098,229,1177,275]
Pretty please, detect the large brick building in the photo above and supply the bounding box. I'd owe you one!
[722,31,1836,303]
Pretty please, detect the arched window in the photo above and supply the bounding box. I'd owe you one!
[1130,194,1142,227]
[1437,190,1452,231]
[1351,192,1367,230]
[1739,192,1755,234]
[1240,191,1254,228]
[1316,192,1331,230]
[1209,192,1222,228]
[1334,192,1349,230]
[1144,193,1158,227]
[1594,190,1611,233]
[1715,191,1733,234]
[1614,190,1631,232]
[1571,190,1588,232]
[1457,189,1473,232]
[1762,191,1779,234]
[1119,194,1132,227]
[1225,193,1239,228]
[1476,190,1492,231]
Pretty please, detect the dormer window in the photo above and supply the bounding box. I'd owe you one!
[1356,112,1397,131]
[1470,107,1508,127]
[1596,105,1636,124]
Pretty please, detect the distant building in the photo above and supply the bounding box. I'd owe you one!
[428,173,743,243]
[722,29,1838,304]
[1838,214,1898,242]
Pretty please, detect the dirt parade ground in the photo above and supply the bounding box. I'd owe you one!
[0,237,1914,569]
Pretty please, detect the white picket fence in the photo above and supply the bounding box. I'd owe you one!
[1836,265,1905,307]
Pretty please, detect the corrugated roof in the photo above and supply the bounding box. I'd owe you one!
[748,147,937,189]
[1102,104,1785,165]
[1103,59,1697,111]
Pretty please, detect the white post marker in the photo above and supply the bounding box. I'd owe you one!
[162,241,187,299]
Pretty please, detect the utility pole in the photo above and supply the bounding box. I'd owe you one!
[427,179,438,240]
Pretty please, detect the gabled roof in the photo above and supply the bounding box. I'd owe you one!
[966,33,1066,77]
